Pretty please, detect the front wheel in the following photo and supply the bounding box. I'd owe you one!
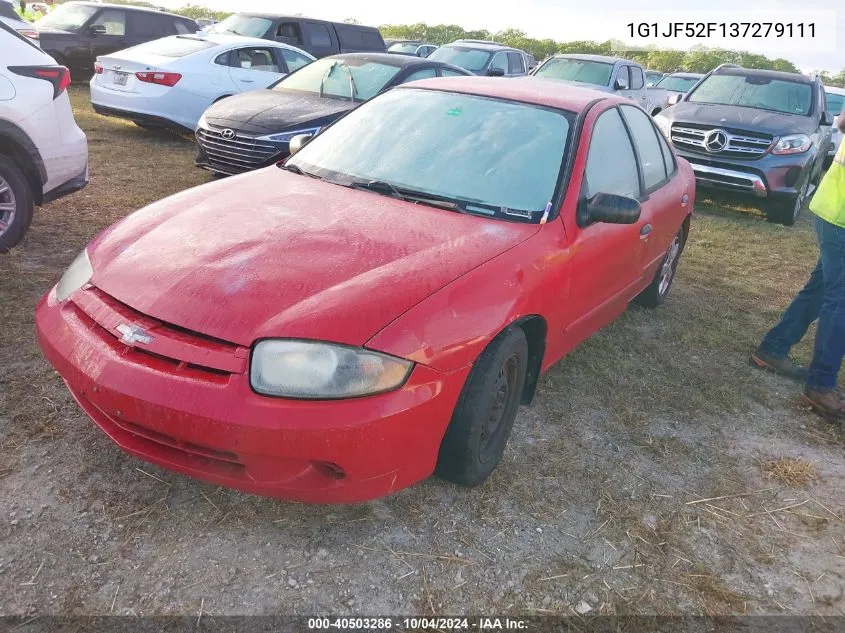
[765,178,808,226]
[634,227,685,308]
[0,155,34,253]
[436,327,528,487]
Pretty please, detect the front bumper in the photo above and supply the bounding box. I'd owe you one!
[194,125,285,176]
[674,148,815,200]
[35,286,468,503]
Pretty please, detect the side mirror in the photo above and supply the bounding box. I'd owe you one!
[288,133,313,155]
[614,78,629,91]
[88,24,107,36]
[667,93,682,106]
[487,67,505,77]
[820,111,832,126]
[578,193,641,227]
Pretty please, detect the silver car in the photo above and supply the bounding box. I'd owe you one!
[824,85,844,165]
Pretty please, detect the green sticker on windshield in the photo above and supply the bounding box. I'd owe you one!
[447,107,463,116]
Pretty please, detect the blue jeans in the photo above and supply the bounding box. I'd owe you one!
[760,216,845,391]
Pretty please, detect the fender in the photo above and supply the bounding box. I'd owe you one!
[0,119,47,198]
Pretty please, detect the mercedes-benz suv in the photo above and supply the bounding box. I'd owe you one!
[654,64,833,226]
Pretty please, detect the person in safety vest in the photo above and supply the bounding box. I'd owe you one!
[750,110,845,423]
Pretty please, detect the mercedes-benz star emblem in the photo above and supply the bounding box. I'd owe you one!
[116,323,153,345]
[220,129,235,140]
[704,129,728,153]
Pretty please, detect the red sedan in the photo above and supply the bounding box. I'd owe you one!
[36,77,695,503]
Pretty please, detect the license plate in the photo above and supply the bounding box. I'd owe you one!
[112,72,128,86]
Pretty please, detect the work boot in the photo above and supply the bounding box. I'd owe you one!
[749,346,808,382]
[801,388,845,422]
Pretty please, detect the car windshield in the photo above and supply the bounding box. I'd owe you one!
[35,3,97,31]
[533,58,613,86]
[273,57,401,102]
[287,88,573,221]
[126,36,217,57]
[207,14,271,37]
[645,71,663,83]
[688,74,813,115]
[655,75,701,92]
[427,46,492,72]
[388,42,419,54]
[825,92,845,117]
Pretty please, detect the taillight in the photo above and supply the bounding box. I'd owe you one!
[94,62,103,74]
[135,71,181,87]
[18,28,39,41]
[8,65,71,99]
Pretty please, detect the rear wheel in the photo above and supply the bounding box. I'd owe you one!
[0,155,34,253]
[436,327,528,487]
[765,177,808,226]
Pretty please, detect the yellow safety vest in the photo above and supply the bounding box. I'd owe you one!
[809,138,845,228]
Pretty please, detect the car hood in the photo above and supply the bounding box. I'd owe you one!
[33,26,73,35]
[88,169,539,348]
[203,89,355,134]
[668,102,817,136]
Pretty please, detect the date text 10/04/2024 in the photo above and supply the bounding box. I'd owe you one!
[627,22,815,38]
[307,618,529,630]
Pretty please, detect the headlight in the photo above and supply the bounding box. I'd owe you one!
[772,134,811,155]
[654,114,671,141]
[256,127,321,143]
[196,112,208,132]
[250,340,413,399]
[55,249,93,302]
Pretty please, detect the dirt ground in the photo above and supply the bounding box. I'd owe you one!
[0,85,843,618]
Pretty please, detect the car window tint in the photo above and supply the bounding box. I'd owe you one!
[490,52,508,73]
[507,52,524,74]
[400,67,437,83]
[129,12,166,37]
[276,22,303,46]
[619,105,667,189]
[214,51,231,66]
[336,26,363,48]
[234,47,280,72]
[280,48,312,72]
[173,20,193,35]
[91,9,125,36]
[305,22,332,47]
[630,66,645,90]
[584,108,639,198]
[440,68,467,77]
[362,30,383,49]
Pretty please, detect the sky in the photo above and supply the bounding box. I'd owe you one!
[156,0,843,73]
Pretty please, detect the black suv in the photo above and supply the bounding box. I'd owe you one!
[35,2,198,77]
[654,64,834,225]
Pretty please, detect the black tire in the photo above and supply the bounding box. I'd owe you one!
[0,155,34,253]
[765,177,808,226]
[634,226,685,308]
[436,327,528,487]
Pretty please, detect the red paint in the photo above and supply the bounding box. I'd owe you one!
[36,80,695,503]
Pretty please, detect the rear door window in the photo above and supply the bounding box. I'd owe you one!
[128,12,168,37]
[630,66,645,90]
[361,30,384,49]
[280,48,312,72]
[336,26,362,49]
[233,47,281,72]
[173,20,193,35]
[507,52,525,74]
[305,22,332,48]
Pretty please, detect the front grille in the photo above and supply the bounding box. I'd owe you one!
[71,286,249,378]
[671,122,773,159]
[196,126,281,175]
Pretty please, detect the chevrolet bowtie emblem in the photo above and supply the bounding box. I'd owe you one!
[116,323,153,345]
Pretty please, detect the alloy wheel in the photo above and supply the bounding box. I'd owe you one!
[0,175,16,239]
[658,236,681,296]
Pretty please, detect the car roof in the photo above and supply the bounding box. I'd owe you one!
[324,52,453,67]
[715,66,814,84]
[192,32,312,54]
[236,12,377,28]
[444,41,518,52]
[666,72,703,78]
[65,1,193,18]
[398,75,623,111]
[825,85,845,95]
[550,53,636,65]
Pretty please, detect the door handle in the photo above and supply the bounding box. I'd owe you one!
[681,193,689,207]
[239,78,254,83]
[640,224,653,239]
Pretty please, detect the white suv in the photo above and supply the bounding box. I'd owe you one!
[0,21,88,251]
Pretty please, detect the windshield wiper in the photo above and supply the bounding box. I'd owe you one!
[347,180,465,211]
[278,162,322,179]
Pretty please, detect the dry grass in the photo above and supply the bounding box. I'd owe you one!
[0,84,843,617]
[761,457,820,488]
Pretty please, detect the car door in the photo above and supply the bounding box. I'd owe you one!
[619,104,687,276]
[275,20,307,52]
[560,106,648,345]
[227,46,286,91]
[126,11,172,48]
[506,52,526,77]
[86,8,128,60]
[628,65,649,109]
[302,21,337,58]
